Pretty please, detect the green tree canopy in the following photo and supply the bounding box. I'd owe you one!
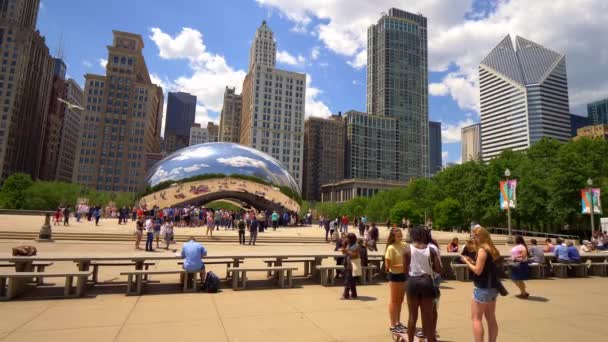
[0,173,34,209]
[433,197,464,230]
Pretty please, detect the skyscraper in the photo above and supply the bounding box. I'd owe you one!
[461,123,481,162]
[570,114,590,138]
[55,79,83,182]
[73,31,164,193]
[302,115,345,201]
[240,21,306,188]
[587,98,608,125]
[40,58,67,180]
[367,8,429,179]
[219,87,242,143]
[164,91,196,153]
[428,121,442,175]
[0,0,54,181]
[480,35,571,161]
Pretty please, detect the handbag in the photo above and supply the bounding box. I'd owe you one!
[351,257,362,277]
[488,260,508,296]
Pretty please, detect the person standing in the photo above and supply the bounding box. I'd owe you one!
[324,219,331,242]
[214,209,222,231]
[62,206,70,226]
[403,226,442,342]
[249,216,259,245]
[163,219,174,250]
[510,235,530,298]
[340,215,349,233]
[340,233,361,300]
[93,206,101,226]
[153,215,162,249]
[134,218,144,250]
[367,223,379,251]
[271,210,279,231]
[385,228,407,334]
[237,219,246,244]
[358,218,365,237]
[461,226,503,342]
[206,212,214,237]
[145,216,154,252]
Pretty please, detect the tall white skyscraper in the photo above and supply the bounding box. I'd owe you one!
[240,21,306,188]
[480,35,571,161]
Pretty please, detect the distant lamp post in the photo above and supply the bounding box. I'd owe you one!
[505,168,513,244]
[587,178,595,235]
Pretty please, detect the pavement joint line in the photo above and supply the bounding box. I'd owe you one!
[112,294,141,342]
[0,303,53,341]
[212,293,230,342]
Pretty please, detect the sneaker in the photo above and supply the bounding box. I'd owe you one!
[416,331,426,339]
[396,323,407,332]
[389,326,404,334]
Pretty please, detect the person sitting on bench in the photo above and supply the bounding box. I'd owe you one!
[566,241,581,263]
[181,236,207,281]
[553,238,570,263]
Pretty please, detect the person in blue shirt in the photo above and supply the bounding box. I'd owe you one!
[553,238,570,263]
[566,241,581,263]
[181,237,207,280]
[271,211,279,231]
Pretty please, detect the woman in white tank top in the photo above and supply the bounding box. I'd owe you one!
[403,226,442,342]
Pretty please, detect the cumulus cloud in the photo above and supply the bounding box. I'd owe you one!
[310,46,320,60]
[99,58,107,69]
[442,151,448,161]
[82,60,92,67]
[183,163,210,173]
[305,74,332,118]
[149,27,247,112]
[276,50,306,66]
[256,0,608,113]
[440,118,476,144]
[217,156,267,168]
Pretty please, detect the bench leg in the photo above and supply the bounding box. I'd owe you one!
[361,269,367,285]
[287,270,293,288]
[319,270,327,286]
[329,269,335,285]
[92,265,99,283]
[232,272,239,290]
[35,265,46,285]
[266,261,274,278]
[241,271,247,289]
[278,270,285,288]
[136,275,143,295]
[225,263,231,280]
[126,274,134,295]
[76,276,86,297]
[64,276,74,297]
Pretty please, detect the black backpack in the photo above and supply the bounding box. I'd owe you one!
[202,271,220,293]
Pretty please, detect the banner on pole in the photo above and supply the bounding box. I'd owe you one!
[581,188,602,214]
[499,180,517,210]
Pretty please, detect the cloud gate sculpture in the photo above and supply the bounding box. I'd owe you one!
[141,143,301,213]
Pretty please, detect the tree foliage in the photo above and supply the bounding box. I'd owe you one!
[0,173,34,209]
[433,197,464,230]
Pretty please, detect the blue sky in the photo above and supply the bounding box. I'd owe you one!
[37,0,608,165]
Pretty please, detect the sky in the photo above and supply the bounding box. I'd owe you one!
[37,0,608,165]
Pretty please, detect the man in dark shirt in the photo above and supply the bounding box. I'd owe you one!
[368,223,379,251]
[249,217,259,245]
[237,219,246,245]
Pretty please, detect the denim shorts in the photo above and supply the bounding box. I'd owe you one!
[473,287,498,303]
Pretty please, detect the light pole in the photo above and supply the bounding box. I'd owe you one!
[505,168,513,244]
[587,178,595,237]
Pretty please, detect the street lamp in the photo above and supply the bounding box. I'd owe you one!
[587,177,595,236]
[505,168,513,244]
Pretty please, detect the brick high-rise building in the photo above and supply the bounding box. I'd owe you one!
[219,86,242,143]
[164,91,196,153]
[0,0,54,181]
[302,114,345,201]
[73,31,164,192]
[240,21,305,188]
[40,58,67,180]
[55,78,83,182]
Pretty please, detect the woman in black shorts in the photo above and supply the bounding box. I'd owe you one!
[384,228,407,334]
[403,226,442,342]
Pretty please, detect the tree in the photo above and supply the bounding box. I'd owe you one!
[0,173,34,209]
[341,197,369,217]
[433,197,464,231]
[316,202,341,220]
[389,200,422,226]
[22,181,79,210]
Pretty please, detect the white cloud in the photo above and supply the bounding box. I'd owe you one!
[99,58,107,69]
[305,74,331,118]
[276,50,306,66]
[217,156,267,168]
[441,118,476,143]
[347,50,366,69]
[256,0,608,113]
[310,46,320,60]
[441,151,448,162]
[183,163,210,173]
[82,60,92,67]
[194,105,218,125]
[149,27,247,113]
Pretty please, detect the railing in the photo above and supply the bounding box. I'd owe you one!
[486,227,579,241]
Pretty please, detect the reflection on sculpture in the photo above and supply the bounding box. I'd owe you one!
[142,143,301,212]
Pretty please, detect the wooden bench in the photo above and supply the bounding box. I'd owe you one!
[263,258,315,277]
[367,257,384,275]
[450,262,470,281]
[589,262,608,277]
[360,265,377,285]
[178,260,236,280]
[528,263,546,279]
[550,262,588,278]
[0,271,91,300]
[120,270,202,296]
[89,261,155,283]
[316,265,344,286]
[227,266,297,290]
[0,261,54,285]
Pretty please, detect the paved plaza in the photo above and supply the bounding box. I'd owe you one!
[0,216,606,341]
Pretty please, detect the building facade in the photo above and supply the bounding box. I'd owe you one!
[240,21,305,188]
[39,58,67,180]
[55,78,83,182]
[461,123,481,162]
[164,91,196,153]
[189,122,219,145]
[321,178,407,203]
[302,114,345,201]
[0,0,54,181]
[73,31,164,193]
[587,98,608,125]
[480,35,571,161]
[219,86,242,143]
[570,114,590,138]
[367,8,429,179]
[429,121,441,175]
[574,124,608,141]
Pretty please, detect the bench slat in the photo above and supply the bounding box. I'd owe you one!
[120,270,188,275]
[227,267,297,272]
[0,271,91,277]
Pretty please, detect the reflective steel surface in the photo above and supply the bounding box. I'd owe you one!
[145,142,301,197]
